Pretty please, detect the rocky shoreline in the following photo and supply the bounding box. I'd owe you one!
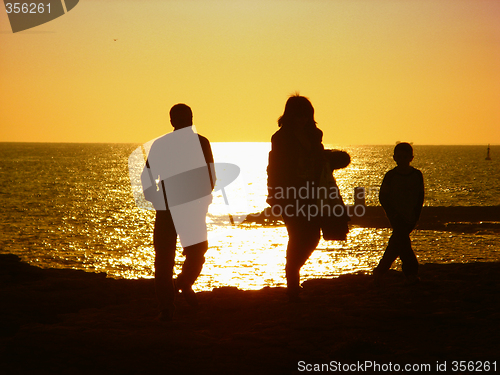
[244,206,500,233]
[1,254,499,374]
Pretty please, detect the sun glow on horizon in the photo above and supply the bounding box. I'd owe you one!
[1,0,499,145]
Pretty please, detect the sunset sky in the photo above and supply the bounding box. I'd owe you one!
[1,0,499,145]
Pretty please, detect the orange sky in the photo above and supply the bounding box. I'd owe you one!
[1,0,499,145]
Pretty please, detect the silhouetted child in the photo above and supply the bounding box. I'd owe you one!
[373,143,424,285]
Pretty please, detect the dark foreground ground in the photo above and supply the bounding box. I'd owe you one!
[1,254,499,374]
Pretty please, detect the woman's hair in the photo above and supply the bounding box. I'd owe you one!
[277,94,317,129]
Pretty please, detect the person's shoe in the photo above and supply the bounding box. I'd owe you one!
[173,279,181,298]
[175,277,199,308]
[287,293,302,303]
[181,287,199,309]
[286,286,303,303]
[372,268,382,287]
[157,307,175,322]
[405,275,420,286]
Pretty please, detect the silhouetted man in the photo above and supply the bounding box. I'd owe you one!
[141,104,215,321]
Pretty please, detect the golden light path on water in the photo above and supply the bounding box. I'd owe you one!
[11,143,497,290]
[198,226,389,292]
[83,143,398,290]
[75,142,394,289]
[97,226,392,291]
[195,143,389,291]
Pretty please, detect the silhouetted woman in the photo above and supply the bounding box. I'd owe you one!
[267,95,326,301]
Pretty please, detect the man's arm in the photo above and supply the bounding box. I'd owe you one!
[198,135,216,190]
[140,143,168,210]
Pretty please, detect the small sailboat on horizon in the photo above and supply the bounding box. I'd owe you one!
[485,144,491,160]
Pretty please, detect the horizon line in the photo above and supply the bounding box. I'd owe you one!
[0,141,498,147]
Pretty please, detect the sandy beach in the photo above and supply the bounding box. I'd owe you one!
[1,253,499,374]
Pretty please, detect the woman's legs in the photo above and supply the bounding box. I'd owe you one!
[282,214,321,299]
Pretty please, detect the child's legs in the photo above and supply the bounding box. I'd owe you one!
[374,230,401,274]
[375,228,418,277]
[399,235,418,277]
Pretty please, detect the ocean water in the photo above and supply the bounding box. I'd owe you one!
[0,142,499,291]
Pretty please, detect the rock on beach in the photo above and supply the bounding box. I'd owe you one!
[1,253,499,374]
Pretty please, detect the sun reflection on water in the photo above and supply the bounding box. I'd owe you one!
[1,143,499,292]
[91,222,396,292]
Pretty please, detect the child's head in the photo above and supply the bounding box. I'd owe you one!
[393,142,414,166]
